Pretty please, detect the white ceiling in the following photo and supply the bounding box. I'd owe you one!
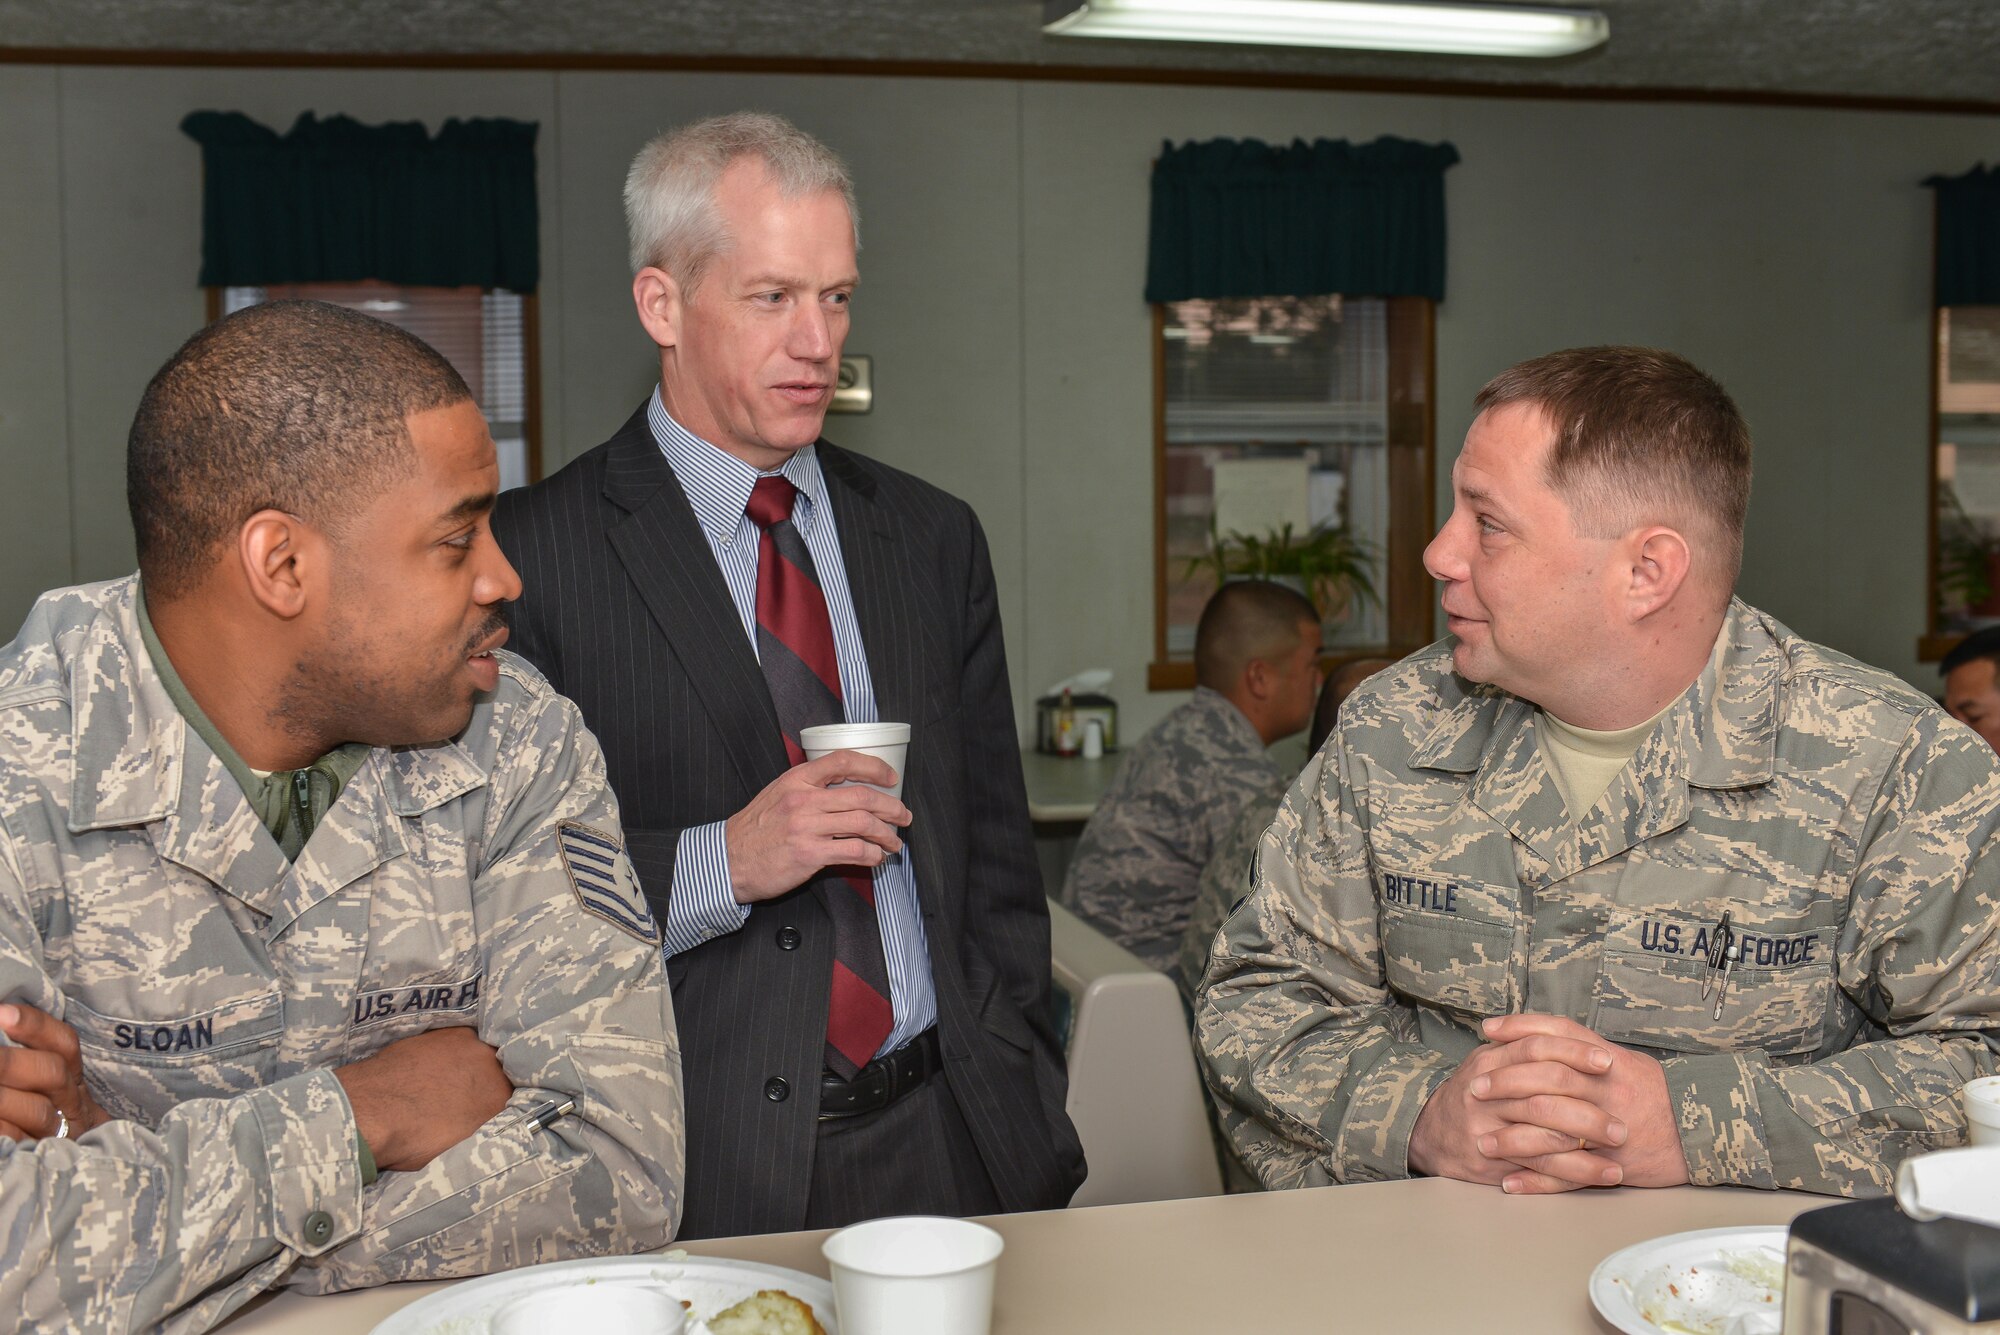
[4,0,1999,106]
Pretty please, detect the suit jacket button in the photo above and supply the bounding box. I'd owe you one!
[775,926,802,950]
[764,1076,790,1103]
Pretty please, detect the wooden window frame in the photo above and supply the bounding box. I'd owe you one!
[1147,295,1438,691]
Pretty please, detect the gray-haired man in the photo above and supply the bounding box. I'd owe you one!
[493,113,1083,1237]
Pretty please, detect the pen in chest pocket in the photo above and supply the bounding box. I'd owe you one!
[1700,909,1741,1019]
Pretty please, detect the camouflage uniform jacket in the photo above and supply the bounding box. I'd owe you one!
[1063,687,1281,971]
[1197,599,2000,1198]
[0,578,685,1333]
[1177,773,1288,1004]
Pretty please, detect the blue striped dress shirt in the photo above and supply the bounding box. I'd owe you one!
[651,391,937,1058]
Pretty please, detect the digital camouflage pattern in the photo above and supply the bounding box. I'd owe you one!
[0,578,685,1333]
[1063,687,1282,971]
[1177,773,1287,1004]
[1197,600,2000,1198]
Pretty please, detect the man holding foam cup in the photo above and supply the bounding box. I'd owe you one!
[494,112,1082,1236]
[802,723,912,799]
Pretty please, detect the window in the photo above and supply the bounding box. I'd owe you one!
[1150,294,1436,689]
[215,283,540,491]
[1929,305,2000,657]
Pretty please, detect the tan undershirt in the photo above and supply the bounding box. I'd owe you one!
[1535,629,1727,819]
[1535,704,1669,818]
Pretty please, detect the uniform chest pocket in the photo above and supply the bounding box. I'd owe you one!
[1379,903,1516,1021]
[1591,945,1834,1058]
[67,991,285,1124]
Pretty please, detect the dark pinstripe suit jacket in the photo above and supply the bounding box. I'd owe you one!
[491,403,1085,1238]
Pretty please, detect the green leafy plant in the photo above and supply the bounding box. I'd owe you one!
[1187,520,1382,621]
[1939,481,1997,614]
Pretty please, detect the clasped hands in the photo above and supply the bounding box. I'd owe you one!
[1408,1013,1690,1195]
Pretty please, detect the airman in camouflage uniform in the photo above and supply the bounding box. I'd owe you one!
[0,299,684,1334]
[1200,603,2000,1195]
[1178,659,1394,1004]
[1063,687,1287,971]
[1176,771,1288,1004]
[1064,579,1322,971]
[0,578,685,1332]
[1198,347,2000,1200]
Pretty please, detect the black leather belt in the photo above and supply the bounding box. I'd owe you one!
[818,1027,941,1120]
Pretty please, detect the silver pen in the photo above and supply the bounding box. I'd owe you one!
[524,1096,576,1132]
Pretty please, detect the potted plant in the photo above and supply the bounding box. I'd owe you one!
[1939,481,2000,619]
[1188,519,1382,624]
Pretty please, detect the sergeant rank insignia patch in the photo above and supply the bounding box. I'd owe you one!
[557,822,661,947]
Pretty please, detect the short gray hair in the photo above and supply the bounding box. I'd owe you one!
[623,111,860,290]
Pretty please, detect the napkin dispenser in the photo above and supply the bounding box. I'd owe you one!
[1783,1196,2000,1334]
[1035,693,1117,755]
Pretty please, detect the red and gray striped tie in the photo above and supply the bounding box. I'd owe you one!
[746,475,895,1079]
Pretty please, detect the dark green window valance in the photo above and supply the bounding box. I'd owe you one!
[180,111,540,293]
[1926,165,2000,307]
[1146,135,1459,305]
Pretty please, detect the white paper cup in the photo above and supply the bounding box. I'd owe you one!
[800,722,911,800]
[1965,1075,2000,1146]
[490,1282,687,1335]
[822,1215,1003,1335]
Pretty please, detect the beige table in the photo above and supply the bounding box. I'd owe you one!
[1019,749,1120,824]
[217,1178,1826,1333]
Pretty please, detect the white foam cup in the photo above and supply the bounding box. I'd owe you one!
[1965,1075,2000,1146]
[800,722,911,800]
[490,1281,686,1335]
[821,1215,1003,1335]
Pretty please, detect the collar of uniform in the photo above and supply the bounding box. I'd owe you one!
[376,729,488,818]
[1406,664,1528,776]
[1407,600,1779,790]
[66,575,189,831]
[1190,685,1275,760]
[648,388,831,544]
[1674,597,1780,791]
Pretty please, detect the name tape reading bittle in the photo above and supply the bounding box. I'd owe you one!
[1379,872,1461,914]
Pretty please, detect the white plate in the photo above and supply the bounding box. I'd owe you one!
[370,1253,838,1335]
[1589,1225,1789,1335]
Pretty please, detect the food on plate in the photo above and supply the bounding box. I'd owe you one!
[1632,1247,1786,1335]
[706,1289,828,1335]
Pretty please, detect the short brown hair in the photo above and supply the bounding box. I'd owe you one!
[1194,580,1320,692]
[128,300,470,599]
[1474,347,1751,588]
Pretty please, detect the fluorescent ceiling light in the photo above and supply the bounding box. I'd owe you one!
[1042,0,1609,57]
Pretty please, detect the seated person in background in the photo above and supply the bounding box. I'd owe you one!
[1176,656,1395,1004]
[1199,346,2000,1200]
[1063,581,1322,971]
[0,301,683,1333]
[1942,625,2000,755]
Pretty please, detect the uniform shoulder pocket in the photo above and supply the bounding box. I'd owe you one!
[1377,870,1518,1021]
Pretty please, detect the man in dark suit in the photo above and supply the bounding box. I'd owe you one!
[492,111,1084,1238]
